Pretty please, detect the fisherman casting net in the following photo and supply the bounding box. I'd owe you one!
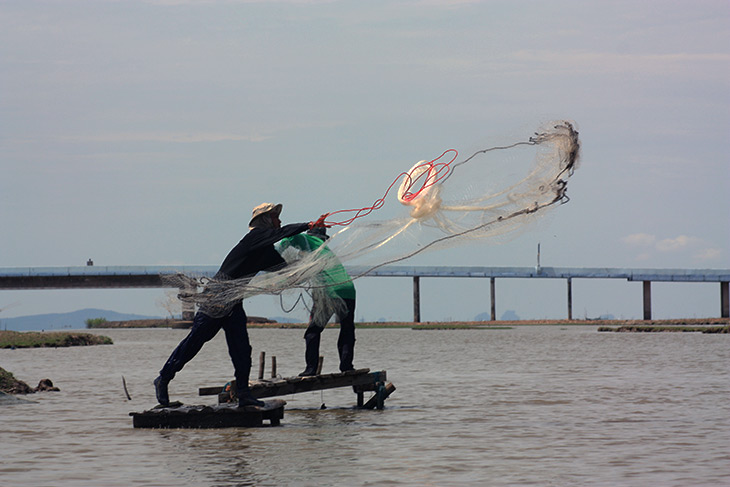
[170,120,580,319]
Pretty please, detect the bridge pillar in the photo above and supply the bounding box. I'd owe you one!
[721,282,729,318]
[567,278,573,320]
[643,281,652,321]
[412,276,420,323]
[490,277,496,321]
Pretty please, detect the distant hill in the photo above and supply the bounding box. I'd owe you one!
[500,310,521,321]
[474,310,521,321]
[0,309,163,331]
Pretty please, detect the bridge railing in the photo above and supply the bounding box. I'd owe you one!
[1,265,728,321]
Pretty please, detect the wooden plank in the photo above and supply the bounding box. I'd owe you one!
[200,384,229,396]
[199,369,386,400]
[130,399,286,429]
[250,369,386,399]
[360,382,396,410]
[199,368,376,395]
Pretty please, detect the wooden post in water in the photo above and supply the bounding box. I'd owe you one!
[567,278,573,320]
[271,356,277,378]
[643,281,652,321]
[258,351,266,380]
[316,356,324,375]
[721,282,729,318]
[361,382,396,410]
[490,277,496,321]
[413,276,421,323]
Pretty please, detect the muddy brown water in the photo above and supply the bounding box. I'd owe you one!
[1,326,728,486]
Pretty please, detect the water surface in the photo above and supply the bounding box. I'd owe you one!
[1,326,728,486]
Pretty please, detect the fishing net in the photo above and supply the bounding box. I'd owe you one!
[169,120,580,318]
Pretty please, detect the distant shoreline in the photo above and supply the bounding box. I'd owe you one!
[89,317,730,330]
[0,330,113,349]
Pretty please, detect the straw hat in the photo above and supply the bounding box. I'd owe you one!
[249,202,282,226]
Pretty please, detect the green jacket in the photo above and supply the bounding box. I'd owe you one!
[278,233,356,300]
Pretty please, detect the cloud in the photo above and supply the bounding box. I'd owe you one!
[57,132,272,143]
[148,0,334,5]
[623,233,705,252]
[622,233,725,265]
[634,252,652,262]
[621,233,656,247]
[504,50,730,81]
[656,235,702,252]
[693,248,722,261]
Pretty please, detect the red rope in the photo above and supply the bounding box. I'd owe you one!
[324,149,458,227]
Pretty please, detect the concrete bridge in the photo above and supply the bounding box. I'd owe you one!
[1,265,728,322]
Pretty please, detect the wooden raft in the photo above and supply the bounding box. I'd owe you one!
[199,368,395,409]
[130,399,286,429]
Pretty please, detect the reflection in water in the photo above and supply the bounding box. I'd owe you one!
[1,326,728,486]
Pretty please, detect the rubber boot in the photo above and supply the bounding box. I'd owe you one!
[153,376,170,406]
[298,366,318,377]
[338,342,355,372]
[238,388,265,408]
[300,328,321,376]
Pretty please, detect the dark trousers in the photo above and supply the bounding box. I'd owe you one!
[159,302,252,394]
[303,298,356,372]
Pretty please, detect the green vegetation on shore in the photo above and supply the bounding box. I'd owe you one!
[0,366,21,392]
[89,319,201,329]
[599,325,729,333]
[0,330,113,349]
[410,323,513,330]
[85,317,108,327]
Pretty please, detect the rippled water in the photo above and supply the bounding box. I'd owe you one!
[1,326,729,486]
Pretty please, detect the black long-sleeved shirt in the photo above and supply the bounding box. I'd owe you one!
[215,223,310,280]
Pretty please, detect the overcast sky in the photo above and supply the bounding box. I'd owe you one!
[1,0,729,323]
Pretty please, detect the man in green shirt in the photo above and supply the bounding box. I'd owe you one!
[278,227,356,376]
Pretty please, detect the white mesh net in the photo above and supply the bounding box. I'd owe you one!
[169,120,580,318]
